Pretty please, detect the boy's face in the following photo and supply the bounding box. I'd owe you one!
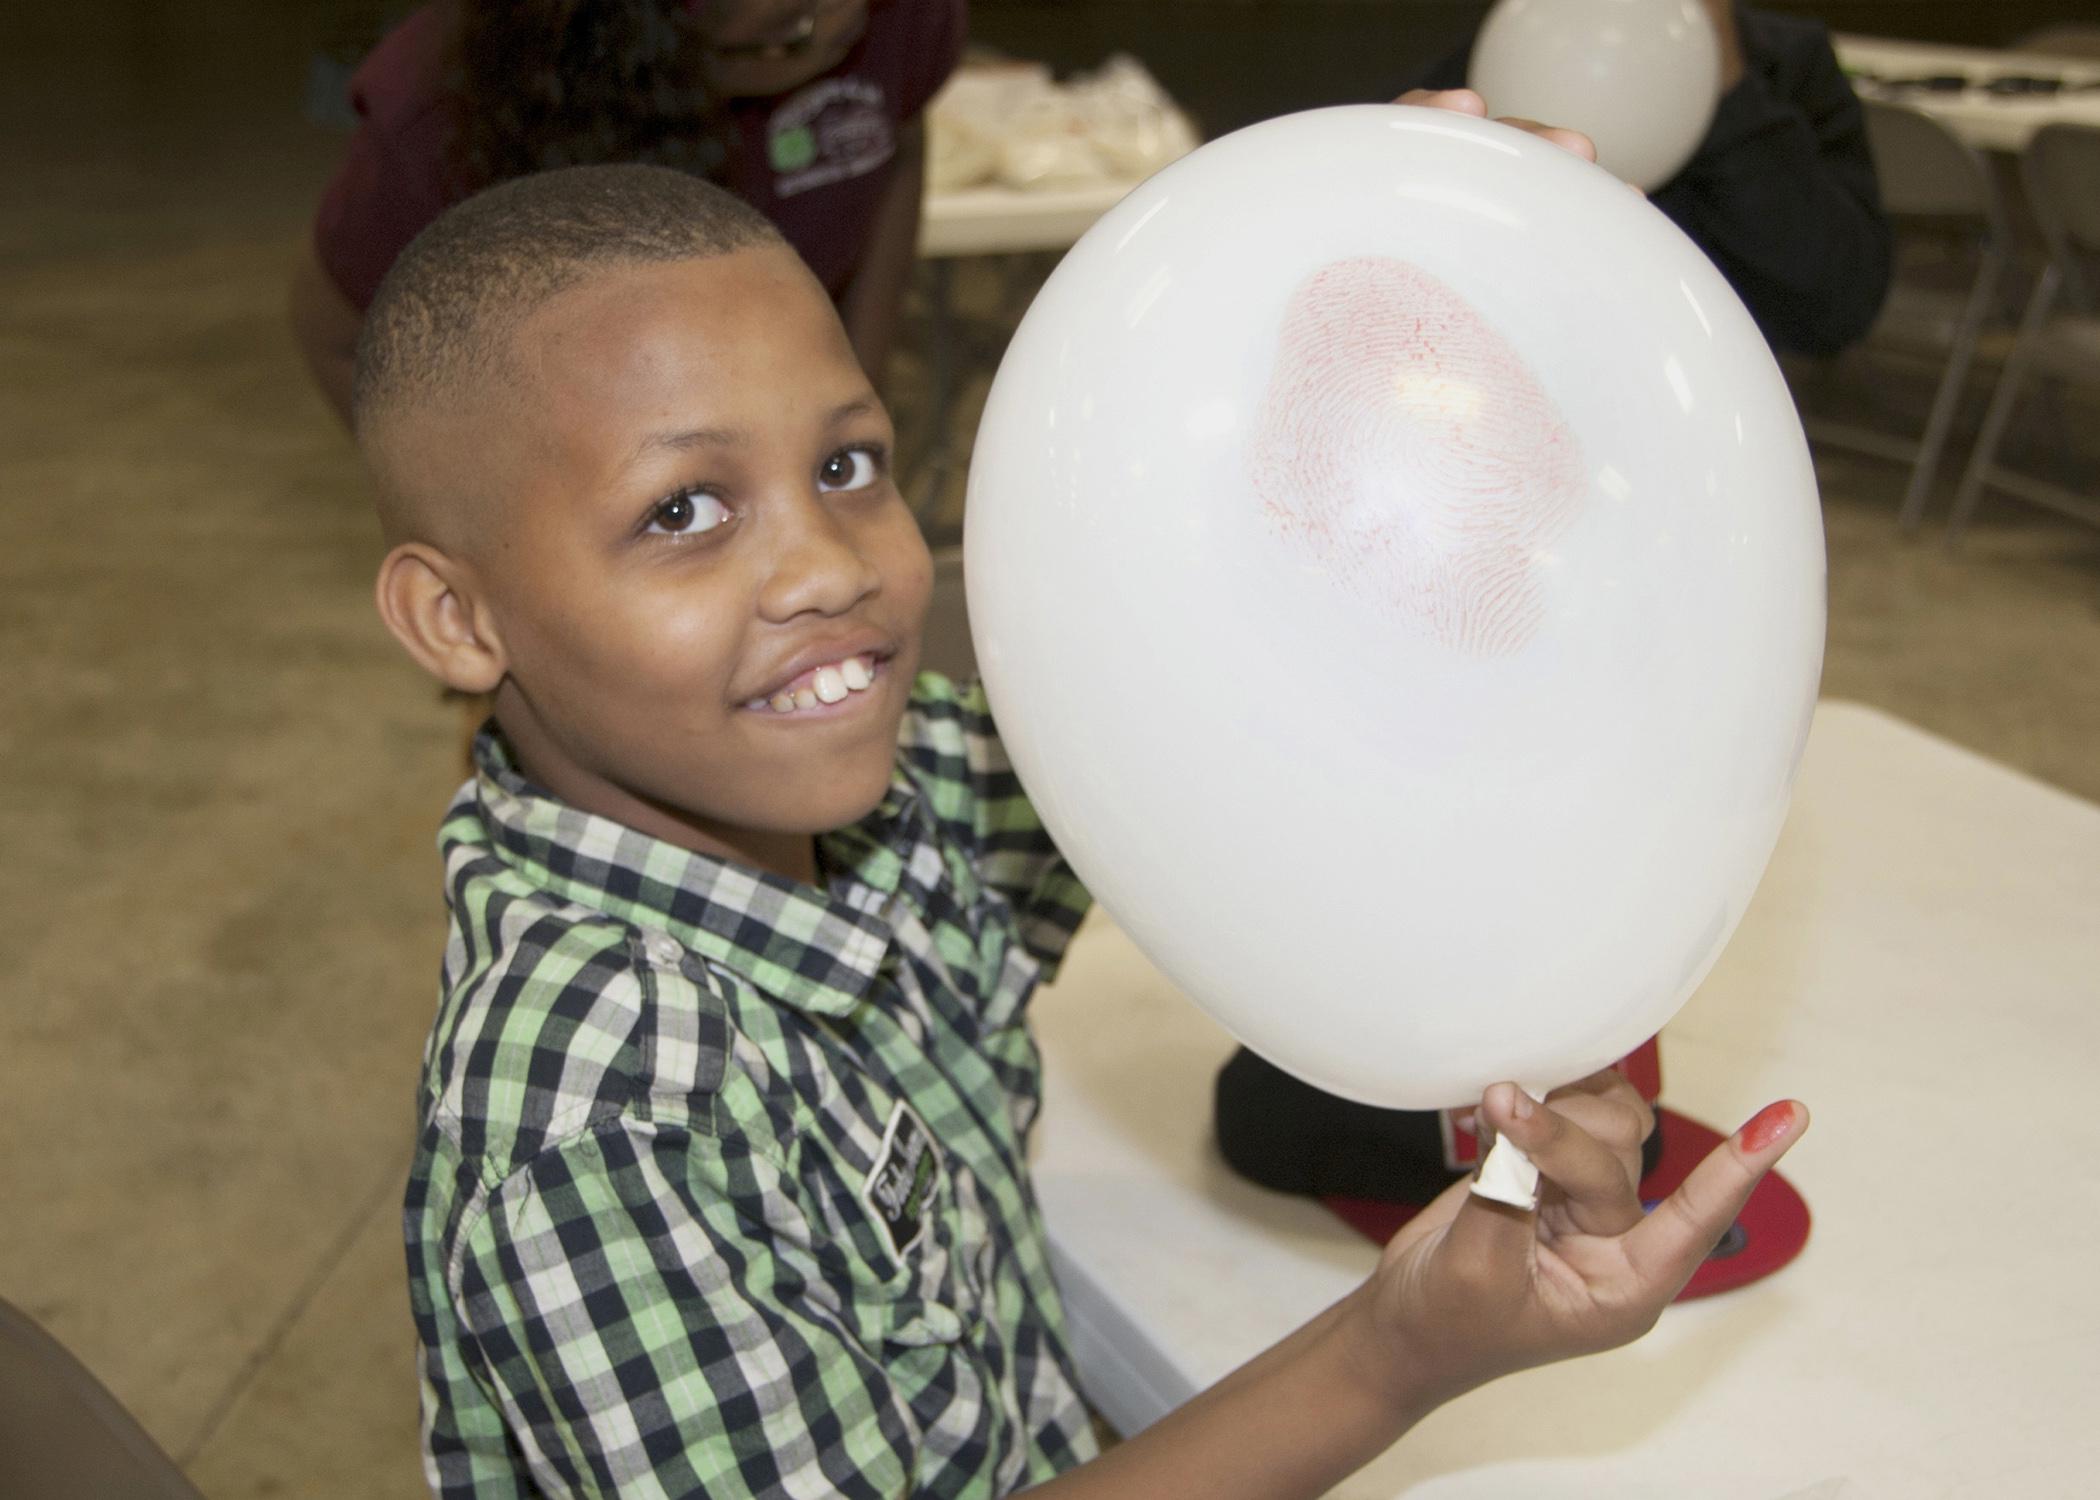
[446,248,931,865]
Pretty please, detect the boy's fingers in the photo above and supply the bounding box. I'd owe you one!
[1481,1082,1644,1237]
[1493,118,1599,161]
[1550,1066,1648,1118]
[1625,1101,1809,1291]
[1387,94,1600,168]
[1392,87,1489,116]
[1434,1085,1547,1282]
[1546,1069,1655,1164]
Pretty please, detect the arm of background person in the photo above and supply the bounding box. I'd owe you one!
[288,243,363,426]
[839,118,927,393]
[287,9,452,429]
[1399,9,1894,358]
[1656,10,1894,357]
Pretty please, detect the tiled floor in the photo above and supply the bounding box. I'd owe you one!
[2,9,2095,1498]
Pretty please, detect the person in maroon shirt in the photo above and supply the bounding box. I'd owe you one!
[289,0,963,422]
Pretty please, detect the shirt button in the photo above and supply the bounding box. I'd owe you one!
[645,933,684,968]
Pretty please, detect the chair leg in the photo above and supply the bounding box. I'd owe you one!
[1897,246,2006,535]
[1947,264,2061,547]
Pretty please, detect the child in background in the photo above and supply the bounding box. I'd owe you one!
[358,150,1806,1497]
[293,0,961,420]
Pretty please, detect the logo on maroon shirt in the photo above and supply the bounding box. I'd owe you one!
[768,77,894,197]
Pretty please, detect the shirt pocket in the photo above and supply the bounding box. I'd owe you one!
[874,1246,969,1349]
[858,1150,991,1355]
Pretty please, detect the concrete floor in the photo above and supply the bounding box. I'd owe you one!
[2,9,2096,1498]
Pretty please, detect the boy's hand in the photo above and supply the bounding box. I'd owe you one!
[1350,1079,1807,1412]
[1392,87,1598,164]
[1456,1065,1656,1218]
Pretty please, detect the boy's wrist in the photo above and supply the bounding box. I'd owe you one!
[1332,1280,1456,1430]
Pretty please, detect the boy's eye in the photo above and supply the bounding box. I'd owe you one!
[645,488,733,537]
[818,445,884,493]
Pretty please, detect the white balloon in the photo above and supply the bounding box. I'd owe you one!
[1469,0,1722,190]
[964,106,1824,1109]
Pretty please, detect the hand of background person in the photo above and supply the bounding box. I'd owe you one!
[1699,0,1748,91]
[1392,87,1597,164]
[1346,1076,1806,1411]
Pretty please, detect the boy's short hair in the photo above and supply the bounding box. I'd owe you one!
[353,163,784,534]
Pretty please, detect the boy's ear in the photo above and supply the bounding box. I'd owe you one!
[375,543,509,695]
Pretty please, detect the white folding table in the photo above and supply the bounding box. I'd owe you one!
[1030,701,2100,1499]
[907,179,1143,523]
[1835,34,2100,154]
[919,180,1135,260]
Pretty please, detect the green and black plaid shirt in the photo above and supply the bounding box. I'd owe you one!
[405,675,1101,1497]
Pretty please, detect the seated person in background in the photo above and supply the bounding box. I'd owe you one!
[1409,0,1893,357]
[290,0,962,421]
[357,152,1804,1495]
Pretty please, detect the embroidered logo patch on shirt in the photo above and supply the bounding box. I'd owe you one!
[863,1101,941,1258]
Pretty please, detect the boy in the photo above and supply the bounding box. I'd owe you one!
[359,159,1805,1498]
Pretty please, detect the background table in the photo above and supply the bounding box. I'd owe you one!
[920,180,1135,259]
[909,180,1145,521]
[1030,700,2100,1498]
[1835,34,2100,153]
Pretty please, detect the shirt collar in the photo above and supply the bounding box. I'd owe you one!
[468,727,923,1017]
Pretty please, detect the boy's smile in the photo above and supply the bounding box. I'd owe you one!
[742,646,888,714]
[384,245,932,882]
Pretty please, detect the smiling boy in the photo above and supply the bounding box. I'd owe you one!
[361,161,1804,1499]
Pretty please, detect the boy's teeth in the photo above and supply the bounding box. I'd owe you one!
[752,655,880,713]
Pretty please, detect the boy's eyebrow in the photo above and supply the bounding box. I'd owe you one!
[628,400,883,464]
[638,424,744,455]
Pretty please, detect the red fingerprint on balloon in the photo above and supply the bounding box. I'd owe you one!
[1249,257,1587,657]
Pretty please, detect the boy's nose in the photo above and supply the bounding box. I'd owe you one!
[756,493,882,622]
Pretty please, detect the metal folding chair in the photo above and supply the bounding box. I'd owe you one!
[1947,123,2100,542]
[0,1295,205,1500]
[1804,99,2011,532]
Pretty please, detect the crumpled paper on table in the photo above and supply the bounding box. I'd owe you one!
[927,54,1200,193]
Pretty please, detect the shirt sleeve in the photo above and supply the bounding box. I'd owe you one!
[899,676,1092,977]
[437,1117,931,1499]
[1651,14,1893,357]
[955,680,1091,975]
[414,1209,538,1499]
